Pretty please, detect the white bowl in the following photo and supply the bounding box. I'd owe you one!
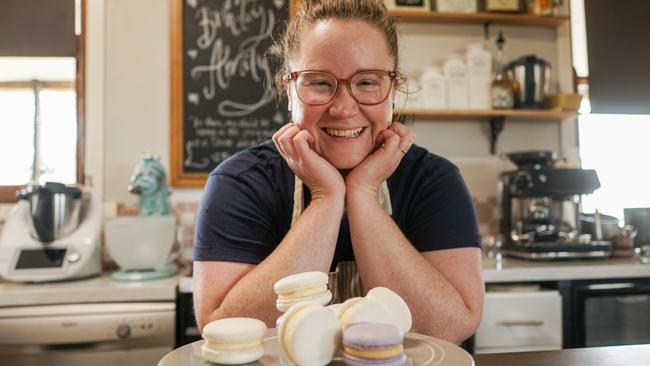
[104,216,176,270]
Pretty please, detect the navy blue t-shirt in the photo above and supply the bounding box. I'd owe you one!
[193,140,481,270]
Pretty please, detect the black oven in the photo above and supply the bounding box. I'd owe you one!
[559,278,650,348]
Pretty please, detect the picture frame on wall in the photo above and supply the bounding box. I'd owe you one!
[385,0,431,11]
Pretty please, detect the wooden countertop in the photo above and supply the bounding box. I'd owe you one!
[475,344,650,366]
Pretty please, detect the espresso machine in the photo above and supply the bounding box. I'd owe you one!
[499,151,612,260]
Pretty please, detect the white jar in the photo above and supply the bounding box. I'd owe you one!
[443,55,469,109]
[394,78,421,110]
[420,66,447,109]
[466,42,493,109]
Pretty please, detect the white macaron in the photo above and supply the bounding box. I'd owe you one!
[277,302,341,366]
[337,296,392,330]
[366,287,413,333]
[201,317,267,365]
[274,271,333,312]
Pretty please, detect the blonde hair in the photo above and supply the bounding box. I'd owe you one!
[269,0,399,95]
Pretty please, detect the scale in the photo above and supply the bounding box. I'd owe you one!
[0,187,102,283]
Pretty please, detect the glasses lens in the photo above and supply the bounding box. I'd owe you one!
[296,72,337,104]
[350,71,392,105]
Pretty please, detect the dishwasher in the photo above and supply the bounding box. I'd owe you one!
[0,302,175,365]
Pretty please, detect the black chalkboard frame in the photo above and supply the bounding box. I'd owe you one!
[170,0,297,187]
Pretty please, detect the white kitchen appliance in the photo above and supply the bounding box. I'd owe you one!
[0,183,102,282]
[0,302,174,366]
[104,216,178,281]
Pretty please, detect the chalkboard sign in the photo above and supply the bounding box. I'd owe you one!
[171,0,294,186]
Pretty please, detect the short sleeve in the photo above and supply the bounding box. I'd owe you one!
[405,167,481,251]
[193,172,279,264]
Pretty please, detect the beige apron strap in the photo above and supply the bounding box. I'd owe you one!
[291,176,304,227]
[290,175,392,302]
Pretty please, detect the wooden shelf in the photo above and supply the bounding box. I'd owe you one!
[397,108,577,121]
[395,108,577,154]
[389,10,569,27]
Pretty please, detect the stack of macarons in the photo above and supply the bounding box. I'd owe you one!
[342,323,407,366]
[200,317,267,365]
[274,271,333,312]
[199,272,413,365]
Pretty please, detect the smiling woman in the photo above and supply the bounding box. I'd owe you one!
[0,0,85,203]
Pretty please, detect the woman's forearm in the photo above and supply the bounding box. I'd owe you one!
[204,195,345,327]
[346,190,483,343]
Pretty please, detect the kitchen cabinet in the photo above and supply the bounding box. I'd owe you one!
[481,256,650,353]
[391,4,577,158]
[476,288,563,354]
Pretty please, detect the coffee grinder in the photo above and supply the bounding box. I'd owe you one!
[499,151,612,259]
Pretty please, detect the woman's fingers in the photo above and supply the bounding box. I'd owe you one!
[274,123,301,160]
[389,122,414,154]
[292,129,316,162]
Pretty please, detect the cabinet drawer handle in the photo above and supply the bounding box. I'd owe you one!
[497,320,544,327]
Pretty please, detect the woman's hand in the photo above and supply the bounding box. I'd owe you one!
[273,123,346,200]
[345,122,414,197]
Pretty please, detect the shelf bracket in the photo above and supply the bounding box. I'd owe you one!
[483,21,492,40]
[489,117,505,155]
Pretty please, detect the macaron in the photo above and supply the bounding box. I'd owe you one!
[274,271,333,312]
[338,297,392,330]
[200,317,267,365]
[277,302,341,366]
[342,323,407,366]
[366,287,413,333]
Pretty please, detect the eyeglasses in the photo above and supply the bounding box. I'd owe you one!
[284,70,398,106]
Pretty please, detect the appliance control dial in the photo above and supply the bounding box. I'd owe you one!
[116,324,131,339]
[514,171,533,191]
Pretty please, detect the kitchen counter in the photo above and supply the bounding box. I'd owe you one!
[474,344,650,366]
[0,266,190,307]
[482,254,650,283]
[176,257,650,294]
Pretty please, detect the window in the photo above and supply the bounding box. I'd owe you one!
[0,81,77,186]
[0,0,84,203]
[571,0,649,221]
[0,59,80,202]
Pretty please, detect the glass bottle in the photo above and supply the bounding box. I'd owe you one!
[491,31,515,109]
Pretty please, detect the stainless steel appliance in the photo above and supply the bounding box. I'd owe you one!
[499,151,612,259]
[0,182,102,282]
[0,302,174,365]
[506,55,551,109]
[560,278,650,348]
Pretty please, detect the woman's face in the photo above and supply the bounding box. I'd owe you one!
[288,19,396,170]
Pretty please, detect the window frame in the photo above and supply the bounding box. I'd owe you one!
[0,0,85,203]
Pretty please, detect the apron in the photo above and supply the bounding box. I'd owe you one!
[290,176,392,303]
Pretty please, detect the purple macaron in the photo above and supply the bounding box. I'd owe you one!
[342,323,407,366]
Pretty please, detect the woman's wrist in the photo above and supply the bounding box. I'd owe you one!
[345,185,380,206]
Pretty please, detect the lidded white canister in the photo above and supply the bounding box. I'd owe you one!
[419,66,447,109]
[443,55,469,109]
[466,42,493,109]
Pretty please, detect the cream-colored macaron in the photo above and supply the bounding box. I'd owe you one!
[274,271,333,312]
[201,317,267,365]
[366,287,413,333]
[277,302,341,366]
[338,296,392,330]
